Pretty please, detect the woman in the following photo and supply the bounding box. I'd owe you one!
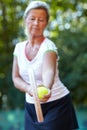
[12,1,79,130]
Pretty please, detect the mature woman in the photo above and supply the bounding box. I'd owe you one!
[12,1,79,130]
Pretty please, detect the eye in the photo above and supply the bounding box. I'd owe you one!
[39,19,44,22]
[27,17,35,21]
[30,17,35,21]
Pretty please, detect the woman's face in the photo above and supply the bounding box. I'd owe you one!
[25,9,48,37]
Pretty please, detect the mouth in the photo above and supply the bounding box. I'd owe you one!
[32,28,39,30]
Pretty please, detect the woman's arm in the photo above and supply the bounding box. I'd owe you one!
[39,51,57,102]
[42,51,57,89]
[12,56,33,96]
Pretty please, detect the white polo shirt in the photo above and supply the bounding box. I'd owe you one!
[13,38,69,104]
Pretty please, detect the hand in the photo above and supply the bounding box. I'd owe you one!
[39,90,51,102]
[27,85,33,97]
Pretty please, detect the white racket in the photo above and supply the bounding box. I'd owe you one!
[28,68,44,122]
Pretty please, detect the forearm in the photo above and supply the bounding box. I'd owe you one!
[42,51,56,89]
[42,70,55,89]
[13,77,32,96]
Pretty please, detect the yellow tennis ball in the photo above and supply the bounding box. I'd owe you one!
[37,86,50,99]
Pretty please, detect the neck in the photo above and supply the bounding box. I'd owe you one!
[28,35,45,46]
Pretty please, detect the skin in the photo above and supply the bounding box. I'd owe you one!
[12,9,57,102]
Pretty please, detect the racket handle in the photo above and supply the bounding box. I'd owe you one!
[28,68,44,122]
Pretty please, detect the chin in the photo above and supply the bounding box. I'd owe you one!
[31,33,42,37]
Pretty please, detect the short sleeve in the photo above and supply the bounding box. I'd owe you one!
[13,44,18,57]
[13,41,26,57]
[44,39,58,55]
[47,43,57,54]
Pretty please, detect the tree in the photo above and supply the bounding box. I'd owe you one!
[0,0,87,109]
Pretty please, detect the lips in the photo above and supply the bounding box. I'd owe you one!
[32,27,39,30]
[32,28,40,33]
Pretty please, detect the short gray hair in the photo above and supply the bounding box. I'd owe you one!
[23,1,50,22]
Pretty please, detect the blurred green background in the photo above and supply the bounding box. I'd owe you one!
[0,0,87,129]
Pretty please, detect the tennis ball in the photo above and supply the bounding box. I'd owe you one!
[37,86,50,99]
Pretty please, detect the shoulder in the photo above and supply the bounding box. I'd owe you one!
[44,38,56,46]
[15,40,27,48]
[43,38,58,54]
[13,40,27,56]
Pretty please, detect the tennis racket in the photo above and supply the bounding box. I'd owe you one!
[28,68,44,122]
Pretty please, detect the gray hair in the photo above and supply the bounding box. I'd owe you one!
[23,1,50,22]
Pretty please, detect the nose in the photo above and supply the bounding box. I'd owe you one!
[34,19,39,25]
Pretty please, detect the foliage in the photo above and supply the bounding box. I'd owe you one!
[0,0,87,109]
